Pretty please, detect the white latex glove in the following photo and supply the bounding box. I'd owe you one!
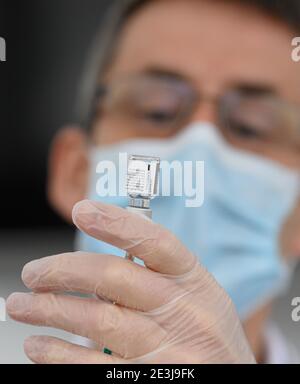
[7,200,255,364]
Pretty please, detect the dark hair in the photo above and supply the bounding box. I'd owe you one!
[248,0,300,32]
[76,0,300,127]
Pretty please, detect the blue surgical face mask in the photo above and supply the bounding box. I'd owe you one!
[76,122,300,320]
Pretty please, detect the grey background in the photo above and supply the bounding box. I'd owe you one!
[0,230,76,364]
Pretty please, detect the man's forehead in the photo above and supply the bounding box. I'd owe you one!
[107,0,300,103]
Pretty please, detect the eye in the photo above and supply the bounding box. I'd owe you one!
[139,109,178,124]
[229,120,264,139]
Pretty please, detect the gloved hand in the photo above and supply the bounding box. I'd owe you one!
[7,200,255,364]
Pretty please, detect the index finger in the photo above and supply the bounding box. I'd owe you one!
[72,200,196,275]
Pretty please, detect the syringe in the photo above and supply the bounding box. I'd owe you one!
[104,154,160,356]
[125,155,161,262]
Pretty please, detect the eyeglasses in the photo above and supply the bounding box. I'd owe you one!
[89,74,300,154]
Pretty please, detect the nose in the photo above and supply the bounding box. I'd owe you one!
[190,98,219,126]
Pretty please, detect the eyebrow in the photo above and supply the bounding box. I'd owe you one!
[142,66,193,83]
[234,83,278,96]
[142,66,279,95]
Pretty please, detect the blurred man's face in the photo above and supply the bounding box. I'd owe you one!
[93,0,300,167]
[48,0,300,359]
[49,0,300,237]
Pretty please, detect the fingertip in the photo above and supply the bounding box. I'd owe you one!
[72,199,106,229]
[22,261,35,288]
[21,257,51,289]
[6,292,31,316]
[24,336,46,363]
[6,293,21,310]
[72,200,90,228]
[6,293,17,314]
[24,336,38,354]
